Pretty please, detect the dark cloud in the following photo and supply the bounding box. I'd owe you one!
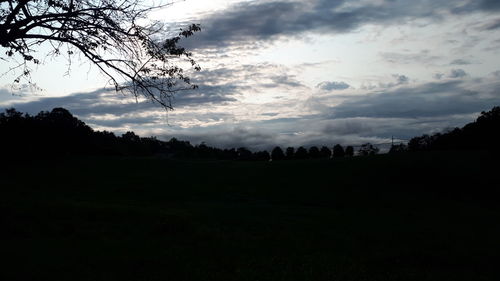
[449,69,468,78]
[163,113,477,151]
[380,50,439,65]
[5,88,121,116]
[452,0,500,14]
[433,73,445,80]
[167,123,387,151]
[480,0,500,10]
[269,74,305,88]
[261,112,279,117]
[172,84,238,107]
[393,74,409,85]
[316,81,350,91]
[329,80,500,119]
[450,59,472,65]
[319,117,451,142]
[87,116,164,128]
[362,74,411,90]
[321,119,374,136]
[170,127,279,151]
[181,0,494,50]
[5,82,238,119]
[478,18,500,30]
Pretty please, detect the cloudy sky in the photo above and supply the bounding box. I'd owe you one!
[1,0,500,150]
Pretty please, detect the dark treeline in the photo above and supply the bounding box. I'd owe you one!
[406,106,500,152]
[0,107,355,161]
[0,107,259,160]
[1,106,499,160]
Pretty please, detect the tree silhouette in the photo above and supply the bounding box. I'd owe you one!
[19,105,500,160]
[389,143,407,154]
[165,138,195,158]
[271,146,285,161]
[253,150,271,161]
[222,148,238,160]
[345,146,354,157]
[319,146,332,159]
[408,134,433,151]
[332,144,345,158]
[308,146,320,159]
[0,107,96,156]
[237,147,252,161]
[285,147,295,160]
[122,131,141,143]
[195,142,214,158]
[358,143,379,156]
[0,0,200,109]
[295,146,308,159]
[408,106,500,152]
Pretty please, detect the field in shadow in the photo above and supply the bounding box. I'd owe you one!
[1,150,499,281]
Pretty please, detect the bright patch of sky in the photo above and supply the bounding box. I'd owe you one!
[150,0,240,21]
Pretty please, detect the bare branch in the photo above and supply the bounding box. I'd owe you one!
[0,0,201,110]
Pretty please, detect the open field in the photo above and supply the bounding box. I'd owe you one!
[1,151,499,281]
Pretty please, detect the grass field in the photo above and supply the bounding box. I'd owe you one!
[1,151,499,281]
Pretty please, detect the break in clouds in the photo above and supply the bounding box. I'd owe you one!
[2,0,500,150]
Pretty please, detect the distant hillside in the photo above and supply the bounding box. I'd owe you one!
[408,106,500,152]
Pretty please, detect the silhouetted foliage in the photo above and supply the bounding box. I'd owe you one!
[332,144,345,158]
[5,106,497,162]
[0,107,95,156]
[0,0,201,109]
[389,143,408,154]
[217,148,237,160]
[358,143,379,156]
[0,107,279,160]
[295,146,308,159]
[253,151,271,161]
[408,134,433,151]
[285,147,295,160]
[195,142,213,159]
[308,146,321,159]
[345,146,354,157]
[237,147,253,161]
[0,107,240,159]
[319,146,332,159]
[408,106,500,152]
[271,146,285,161]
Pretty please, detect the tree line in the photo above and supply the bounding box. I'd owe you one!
[0,107,360,160]
[406,106,500,152]
[1,106,499,160]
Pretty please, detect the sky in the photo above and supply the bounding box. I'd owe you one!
[1,0,500,151]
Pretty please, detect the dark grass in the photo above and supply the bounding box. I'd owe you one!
[1,151,499,280]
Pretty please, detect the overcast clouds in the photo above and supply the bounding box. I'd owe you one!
[1,0,500,150]
[181,0,483,49]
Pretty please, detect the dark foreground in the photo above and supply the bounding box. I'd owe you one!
[1,151,499,281]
